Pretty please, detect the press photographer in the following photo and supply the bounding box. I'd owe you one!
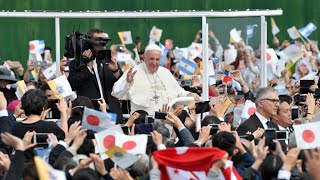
[67,28,124,124]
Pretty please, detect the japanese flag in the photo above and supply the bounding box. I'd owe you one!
[47,75,73,99]
[241,100,256,119]
[188,42,203,59]
[293,121,320,149]
[94,125,123,160]
[82,107,116,132]
[266,48,278,64]
[29,40,45,54]
[115,132,148,155]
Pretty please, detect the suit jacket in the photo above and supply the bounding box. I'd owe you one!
[237,113,287,152]
[68,60,124,124]
[237,113,278,136]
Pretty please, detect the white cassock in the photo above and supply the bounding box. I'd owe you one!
[112,62,190,114]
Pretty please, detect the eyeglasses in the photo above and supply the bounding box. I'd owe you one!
[261,98,280,104]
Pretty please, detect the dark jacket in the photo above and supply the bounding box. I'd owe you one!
[68,60,123,124]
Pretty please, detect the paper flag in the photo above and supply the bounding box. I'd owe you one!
[34,156,66,180]
[266,48,278,64]
[105,146,139,169]
[82,107,115,132]
[149,26,163,42]
[42,62,56,80]
[294,121,320,149]
[118,31,133,44]
[241,100,256,119]
[47,75,73,99]
[115,132,148,155]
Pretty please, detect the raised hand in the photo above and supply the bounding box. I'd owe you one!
[126,67,137,83]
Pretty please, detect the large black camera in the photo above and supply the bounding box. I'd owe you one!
[64,31,111,67]
[294,88,320,105]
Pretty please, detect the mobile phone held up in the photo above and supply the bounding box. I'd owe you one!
[154,112,167,120]
[135,124,153,135]
[195,101,210,114]
[33,133,49,145]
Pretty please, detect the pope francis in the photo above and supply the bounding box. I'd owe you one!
[112,44,200,114]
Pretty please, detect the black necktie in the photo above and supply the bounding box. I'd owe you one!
[266,121,273,128]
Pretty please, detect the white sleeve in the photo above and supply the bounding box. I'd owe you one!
[111,71,133,99]
[0,110,8,117]
[277,169,291,180]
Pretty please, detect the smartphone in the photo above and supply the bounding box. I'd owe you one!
[34,61,47,67]
[208,124,219,135]
[239,134,254,141]
[44,49,52,62]
[145,115,155,124]
[135,124,153,135]
[177,79,192,87]
[265,128,276,150]
[276,131,288,140]
[154,112,167,120]
[195,101,210,114]
[300,80,314,94]
[33,133,49,144]
[90,99,100,109]
[291,106,299,120]
[121,125,130,135]
[47,99,59,110]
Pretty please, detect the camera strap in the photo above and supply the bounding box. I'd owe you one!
[92,59,104,99]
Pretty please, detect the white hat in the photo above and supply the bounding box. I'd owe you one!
[145,44,161,54]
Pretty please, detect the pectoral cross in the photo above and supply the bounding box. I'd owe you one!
[152,92,160,104]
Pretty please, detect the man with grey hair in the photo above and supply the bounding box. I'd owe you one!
[237,88,280,140]
[112,44,200,114]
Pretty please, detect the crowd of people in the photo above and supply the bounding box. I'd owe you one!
[0,26,320,180]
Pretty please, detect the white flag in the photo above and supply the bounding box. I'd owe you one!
[294,121,320,149]
[287,26,300,40]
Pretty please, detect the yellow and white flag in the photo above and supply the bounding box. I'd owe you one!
[230,28,242,43]
[15,80,27,99]
[34,156,66,180]
[118,31,133,44]
[270,17,280,36]
[149,26,163,42]
[47,75,73,99]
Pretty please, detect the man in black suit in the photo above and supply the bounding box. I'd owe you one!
[237,88,280,142]
[68,28,123,124]
[272,95,294,152]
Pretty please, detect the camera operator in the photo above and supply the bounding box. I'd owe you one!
[68,28,123,124]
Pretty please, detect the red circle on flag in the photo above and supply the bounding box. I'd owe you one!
[266,53,271,61]
[302,130,315,143]
[86,115,100,126]
[29,44,35,51]
[248,107,256,115]
[103,135,115,149]
[122,141,136,150]
[223,76,232,83]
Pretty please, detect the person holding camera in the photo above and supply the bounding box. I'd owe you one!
[68,28,123,124]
